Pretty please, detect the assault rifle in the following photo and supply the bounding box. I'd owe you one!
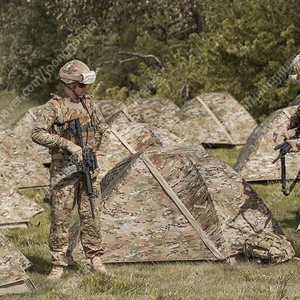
[55,118,98,218]
[273,127,300,196]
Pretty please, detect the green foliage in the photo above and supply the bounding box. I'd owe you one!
[74,0,206,105]
[0,0,62,99]
[1,1,300,120]
[193,0,300,121]
[0,0,114,101]
[207,148,241,168]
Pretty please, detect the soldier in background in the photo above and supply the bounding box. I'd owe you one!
[273,54,300,149]
[32,60,110,279]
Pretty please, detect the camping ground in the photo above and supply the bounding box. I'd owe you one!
[2,148,300,300]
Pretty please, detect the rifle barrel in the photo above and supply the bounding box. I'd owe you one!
[272,155,281,164]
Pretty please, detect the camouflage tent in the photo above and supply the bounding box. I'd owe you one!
[126,98,180,123]
[0,185,42,295]
[94,100,126,121]
[235,106,299,181]
[106,108,136,126]
[288,95,300,106]
[1,105,49,163]
[70,145,292,263]
[0,108,44,294]
[0,186,43,229]
[0,185,41,294]
[0,106,50,188]
[0,233,31,295]
[0,157,49,190]
[97,122,185,181]
[0,181,43,295]
[0,179,42,294]
[107,95,257,147]
[177,93,257,146]
[0,125,44,228]
[106,98,184,137]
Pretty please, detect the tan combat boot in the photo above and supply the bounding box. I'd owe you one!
[91,256,108,275]
[47,265,64,280]
[66,254,78,266]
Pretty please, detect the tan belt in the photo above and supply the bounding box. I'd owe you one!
[52,153,71,160]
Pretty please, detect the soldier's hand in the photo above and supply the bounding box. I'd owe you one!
[273,127,290,143]
[66,142,83,162]
[286,139,300,152]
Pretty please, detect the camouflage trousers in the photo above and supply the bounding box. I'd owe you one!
[49,157,104,266]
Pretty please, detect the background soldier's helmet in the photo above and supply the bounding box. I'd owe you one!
[289,54,300,84]
[59,60,96,85]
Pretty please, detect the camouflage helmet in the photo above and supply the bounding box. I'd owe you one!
[59,60,96,85]
[289,54,300,84]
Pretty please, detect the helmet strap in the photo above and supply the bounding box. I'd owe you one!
[65,82,81,101]
[65,82,94,126]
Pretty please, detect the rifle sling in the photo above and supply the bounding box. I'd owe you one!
[280,155,300,196]
[290,167,300,193]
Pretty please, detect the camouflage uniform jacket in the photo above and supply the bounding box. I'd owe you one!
[31,93,110,156]
[289,105,300,129]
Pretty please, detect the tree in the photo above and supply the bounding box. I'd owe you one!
[0,0,114,100]
[86,0,206,105]
[188,0,300,120]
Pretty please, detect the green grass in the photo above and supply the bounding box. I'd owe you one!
[3,147,300,299]
[207,147,241,168]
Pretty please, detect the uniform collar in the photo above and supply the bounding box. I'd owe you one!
[61,90,81,103]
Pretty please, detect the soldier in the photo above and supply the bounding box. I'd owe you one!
[32,60,110,279]
[273,53,300,149]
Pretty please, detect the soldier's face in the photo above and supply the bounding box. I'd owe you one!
[75,83,88,96]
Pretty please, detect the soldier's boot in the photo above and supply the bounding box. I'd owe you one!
[91,256,109,275]
[67,254,78,266]
[47,265,64,280]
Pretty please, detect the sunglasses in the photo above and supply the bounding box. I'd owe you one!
[78,83,87,88]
